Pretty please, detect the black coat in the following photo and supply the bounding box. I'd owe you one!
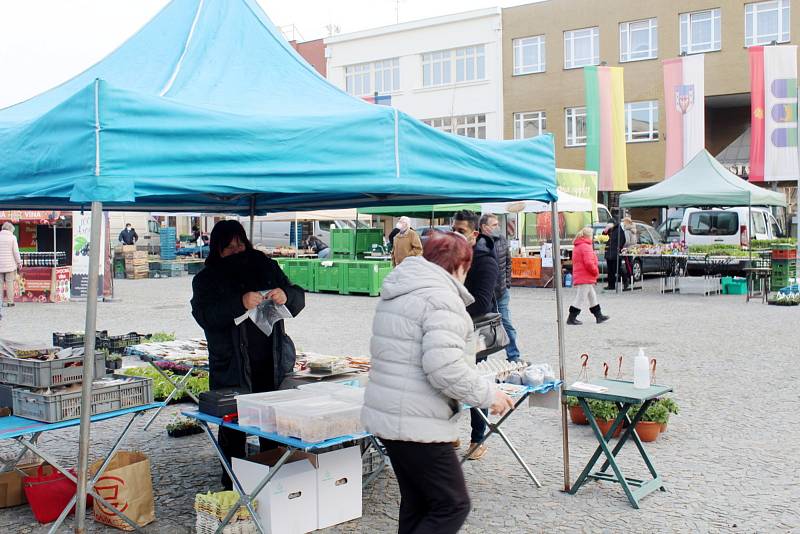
[604,224,626,259]
[191,249,305,392]
[491,235,512,298]
[465,234,499,318]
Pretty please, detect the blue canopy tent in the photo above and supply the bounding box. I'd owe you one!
[0,0,569,525]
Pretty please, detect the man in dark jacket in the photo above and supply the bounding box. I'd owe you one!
[480,213,520,362]
[603,220,626,290]
[452,210,498,461]
[191,220,305,489]
[118,224,138,245]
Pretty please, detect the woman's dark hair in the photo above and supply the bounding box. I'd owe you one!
[206,220,253,265]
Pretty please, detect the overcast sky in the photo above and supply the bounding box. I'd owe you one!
[0,0,534,108]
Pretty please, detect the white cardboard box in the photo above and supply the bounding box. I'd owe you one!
[232,450,318,534]
[312,446,363,529]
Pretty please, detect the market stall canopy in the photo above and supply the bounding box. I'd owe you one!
[357,204,481,217]
[619,150,787,208]
[0,0,556,213]
[255,210,371,222]
[482,189,592,214]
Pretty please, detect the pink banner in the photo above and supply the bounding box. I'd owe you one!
[750,47,765,182]
[663,59,683,178]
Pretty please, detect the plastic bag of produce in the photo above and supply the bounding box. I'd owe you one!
[88,451,155,531]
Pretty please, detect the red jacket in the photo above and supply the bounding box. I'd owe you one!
[572,236,599,285]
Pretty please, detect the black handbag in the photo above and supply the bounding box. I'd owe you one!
[473,312,510,358]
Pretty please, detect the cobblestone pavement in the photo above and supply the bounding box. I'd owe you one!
[0,277,798,533]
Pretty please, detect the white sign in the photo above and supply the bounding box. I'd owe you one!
[71,211,106,299]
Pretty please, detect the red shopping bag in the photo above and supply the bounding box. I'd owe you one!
[22,464,80,524]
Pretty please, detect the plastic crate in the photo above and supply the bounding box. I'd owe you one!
[772,248,797,260]
[52,330,108,349]
[235,389,319,432]
[355,229,384,256]
[314,261,342,292]
[274,399,363,442]
[101,332,151,353]
[12,375,154,423]
[283,259,315,292]
[330,228,356,257]
[511,257,542,279]
[0,351,106,388]
[722,278,747,295]
[341,261,392,296]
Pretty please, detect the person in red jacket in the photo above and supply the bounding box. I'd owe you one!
[568,227,609,325]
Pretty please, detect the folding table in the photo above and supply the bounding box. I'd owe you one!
[564,379,673,508]
[183,409,387,534]
[0,403,161,533]
[461,380,562,488]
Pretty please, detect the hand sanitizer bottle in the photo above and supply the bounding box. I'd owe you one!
[634,347,650,389]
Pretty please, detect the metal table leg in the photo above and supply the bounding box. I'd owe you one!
[460,391,542,488]
[143,362,199,430]
[362,435,388,488]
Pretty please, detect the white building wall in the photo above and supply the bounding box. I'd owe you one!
[325,8,504,140]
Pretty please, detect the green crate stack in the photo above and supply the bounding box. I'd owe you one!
[771,259,797,288]
[355,229,384,257]
[331,228,356,258]
[314,260,343,292]
[283,259,316,292]
[341,260,392,296]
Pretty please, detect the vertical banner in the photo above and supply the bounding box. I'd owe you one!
[663,55,705,177]
[763,45,798,181]
[749,46,766,182]
[584,66,628,191]
[556,169,599,237]
[71,211,105,299]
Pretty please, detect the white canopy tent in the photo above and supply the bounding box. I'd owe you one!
[482,190,593,214]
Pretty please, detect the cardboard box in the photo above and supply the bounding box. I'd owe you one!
[312,446,362,529]
[0,463,43,508]
[232,449,317,534]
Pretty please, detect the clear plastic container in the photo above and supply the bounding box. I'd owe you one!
[274,399,364,443]
[297,381,365,405]
[235,389,321,432]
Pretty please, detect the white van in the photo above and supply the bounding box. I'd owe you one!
[680,207,784,247]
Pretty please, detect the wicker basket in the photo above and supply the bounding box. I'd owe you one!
[195,512,258,534]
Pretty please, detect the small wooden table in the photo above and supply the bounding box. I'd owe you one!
[565,379,673,509]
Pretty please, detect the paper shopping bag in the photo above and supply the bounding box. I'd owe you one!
[89,451,155,531]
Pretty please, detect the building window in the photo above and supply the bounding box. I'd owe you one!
[564,27,599,69]
[423,46,486,87]
[345,63,371,96]
[625,101,659,142]
[565,107,587,146]
[424,114,486,139]
[513,111,547,139]
[620,18,658,62]
[680,9,721,54]
[513,35,546,75]
[745,0,790,47]
[373,58,400,93]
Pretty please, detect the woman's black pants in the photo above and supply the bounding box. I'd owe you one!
[381,439,471,534]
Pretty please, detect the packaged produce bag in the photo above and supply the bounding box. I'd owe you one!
[89,451,155,531]
[22,464,79,524]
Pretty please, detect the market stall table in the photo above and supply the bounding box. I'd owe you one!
[564,379,673,509]
[462,380,562,488]
[0,403,161,533]
[182,409,387,534]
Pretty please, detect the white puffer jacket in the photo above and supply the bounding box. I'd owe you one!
[0,230,22,273]
[362,256,495,443]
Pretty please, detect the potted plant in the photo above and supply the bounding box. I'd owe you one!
[588,399,620,438]
[657,397,679,432]
[105,353,122,371]
[166,417,204,438]
[566,396,588,425]
[630,402,668,442]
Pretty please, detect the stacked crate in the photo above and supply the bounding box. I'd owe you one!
[124,248,149,279]
[160,227,177,260]
[771,245,797,289]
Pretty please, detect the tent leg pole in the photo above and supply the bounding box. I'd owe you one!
[248,195,256,241]
[796,182,799,277]
[75,201,103,533]
[550,201,570,492]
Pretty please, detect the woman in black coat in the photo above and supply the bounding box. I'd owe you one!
[191,220,305,489]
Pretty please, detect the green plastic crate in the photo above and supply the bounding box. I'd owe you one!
[314,260,342,292]
[331,228,356,257]
[355,229,384,256]
[341,261,392,296]
[722,278,747,295]
[283,259,315,292]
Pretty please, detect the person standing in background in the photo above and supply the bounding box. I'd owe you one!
[391,216,423,267]
[603,219,626,291]
[568,227,609,325]
[621,217,638,291]
[118,223,138,246]
[0,222,22,308]
[479,213,520,362]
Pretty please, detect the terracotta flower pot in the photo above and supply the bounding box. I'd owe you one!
[569,405,588,425]
[596,419,621,438]
[635,421,661,442]
[660,422,668,433]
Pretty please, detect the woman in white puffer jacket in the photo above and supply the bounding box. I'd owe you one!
[363,231,513,534]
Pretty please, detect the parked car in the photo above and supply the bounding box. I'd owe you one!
[593,221,666,282]
[680,207,783,247]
